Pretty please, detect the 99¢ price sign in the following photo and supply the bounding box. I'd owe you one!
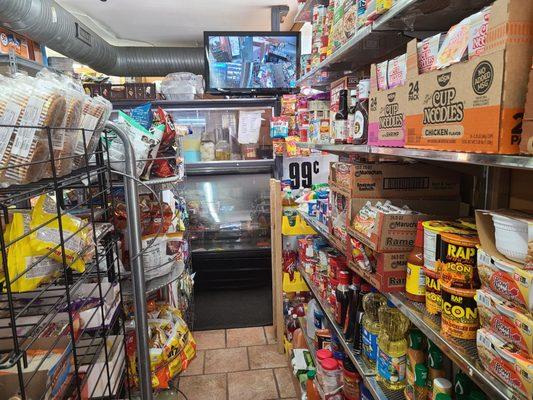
[282,154,338,189]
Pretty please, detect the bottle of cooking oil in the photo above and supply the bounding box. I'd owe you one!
[361,289,386,368]
[376,300,410,390]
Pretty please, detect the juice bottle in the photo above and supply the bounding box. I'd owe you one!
[376,300,410,390]
[361,289,386,368]
[306,370,320,400]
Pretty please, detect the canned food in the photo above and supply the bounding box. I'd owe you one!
[441,281,479,340]
[422,221,472,272]
[438,232,480,288]
[424,267,442,315]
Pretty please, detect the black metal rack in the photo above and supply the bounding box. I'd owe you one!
[0,124,132,399]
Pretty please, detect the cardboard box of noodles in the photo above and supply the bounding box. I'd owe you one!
[520,64,533,154]
[405,0,533,154]
[348,237,408,292]
[348,198,461,252]
[330,162,461,199]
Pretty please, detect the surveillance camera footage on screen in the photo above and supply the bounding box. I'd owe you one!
[206,34,298,92]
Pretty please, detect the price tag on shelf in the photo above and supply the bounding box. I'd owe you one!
[282,153,338,189]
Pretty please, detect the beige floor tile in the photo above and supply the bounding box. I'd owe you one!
[178,373,227,400]
[204,347,249,374]
[264,325,277,344]
[248,344,288,369]
[226,327,266,347]
[274,367,297,398]
[181,350,205,376]
[193,329,226,350]
[228,369,279,400]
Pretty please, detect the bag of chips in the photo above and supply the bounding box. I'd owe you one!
[130,102,153,129]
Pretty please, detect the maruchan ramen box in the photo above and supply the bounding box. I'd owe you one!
[521,64,533,154]
[405,0,533,154]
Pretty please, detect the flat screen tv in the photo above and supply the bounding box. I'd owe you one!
[204,31,300,95]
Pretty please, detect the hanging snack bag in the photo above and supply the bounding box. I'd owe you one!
[285,136,301,157]
[433,17,470,69]
[282,95,298,116]
[140,123,165,180]
[270,116,290,138]
[417,34,443,74]
[6,211,62,292]
[387,54,407,89]
[468,7,491,59]
[154,107,178,150]
[30,194,92,274]
[141,232,186,281]
[130,102,153,130]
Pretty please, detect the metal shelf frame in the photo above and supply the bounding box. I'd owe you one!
[297,0,493,88]
[297,143,533,170]
[297,209,515,400]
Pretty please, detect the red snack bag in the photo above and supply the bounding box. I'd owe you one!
[155,107,177,147]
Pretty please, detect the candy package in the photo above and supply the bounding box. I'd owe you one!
[130,102,153,130]
[433,17,470,69]
[281,95,298,116]
[270,116,289,138]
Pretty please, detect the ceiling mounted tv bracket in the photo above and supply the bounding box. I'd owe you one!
[271,5,290,32]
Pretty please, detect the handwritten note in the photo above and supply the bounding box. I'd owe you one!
[238,110,263,144]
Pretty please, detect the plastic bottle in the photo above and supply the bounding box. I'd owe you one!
[406,330,426,388]
[342,358,361,400]
[286,313,299,341]
[413,364,429,400]
[343,275,361,341]
[406,221,426,302]
[306,299,319,339]
[454,371,473,400]
[354,282,372,354]
[335,270,351,326]
[361,289,386,368]
[426,341,446,398]
[306,369,320,400]
[376,300,410,390]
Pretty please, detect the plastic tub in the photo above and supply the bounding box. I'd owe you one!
[492,214,529,263]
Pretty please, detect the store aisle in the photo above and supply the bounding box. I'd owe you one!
[177,326,298,400]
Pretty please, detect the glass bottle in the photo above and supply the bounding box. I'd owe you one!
[215,125,230,160]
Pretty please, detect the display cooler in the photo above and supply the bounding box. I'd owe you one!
[112,98,278,329]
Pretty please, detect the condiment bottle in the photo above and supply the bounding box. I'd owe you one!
[342,358,361,400]
[354,282,372,354]
[454,371,473,400]
[351,78,370,145]
[343,275,362,342]
[426,341,446,398]
[306,370,320,400]
[335,271,351,326]
[414,364,429,400]
[406,221,426,302]
[432,378,452,400]
[468,390,487,400]
[334,89,349,143]
[406,330,426,388]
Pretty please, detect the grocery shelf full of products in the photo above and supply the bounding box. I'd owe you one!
[0,0,532,399]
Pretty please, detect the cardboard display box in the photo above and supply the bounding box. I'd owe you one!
[521,64,533,154]
[405,0,533,154]
[348,197,462,252]
[330,162,461,199]
[368,64,409,147]
[348,237,408,292]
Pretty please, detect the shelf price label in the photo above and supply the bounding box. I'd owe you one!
[282,154,338,189]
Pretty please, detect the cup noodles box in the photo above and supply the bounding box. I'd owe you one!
[405,0,533,154]
[476,288,533,358]
[477,328,533,400]
[521,64,533,154]
[369,61,408,147]
[0,27,30,60]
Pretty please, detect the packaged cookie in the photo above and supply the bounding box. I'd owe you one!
[417,34,443,74]
[468,7,491,59]
[433,17,470,69]
[387,54,406,88]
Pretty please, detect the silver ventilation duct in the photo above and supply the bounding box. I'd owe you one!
[0,0,205,76]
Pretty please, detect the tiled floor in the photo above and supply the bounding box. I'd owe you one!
[178,326,299,400]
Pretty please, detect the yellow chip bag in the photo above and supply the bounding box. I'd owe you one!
[7,212,62,292]
[30,194,91,273]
